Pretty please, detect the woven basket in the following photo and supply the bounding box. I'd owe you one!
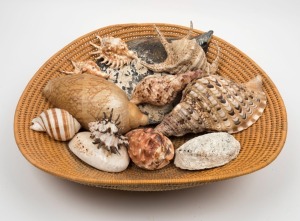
[14,23,287,191]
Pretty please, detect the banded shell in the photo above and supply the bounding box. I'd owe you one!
[89,109,129,155]
[155,75,267,136]
[139,22,219,75]
[30,108,81,141]
[43,74,149,134]
[90,36,137,69]
[69,132,130,172]
[130,70,203,106]
[126,128,174,170]
[61,60,109,78]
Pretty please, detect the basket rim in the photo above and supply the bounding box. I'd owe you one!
[14,22,288,187]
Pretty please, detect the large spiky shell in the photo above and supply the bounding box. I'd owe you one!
[90,36,137,69]
[43,74,149,134]
[30,108,81,141]
[126,128,175,170]
[155,75,267,136]
[130,70,203,106]
[140,22,219,75]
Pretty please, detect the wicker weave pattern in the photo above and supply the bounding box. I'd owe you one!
[14,23,287,191]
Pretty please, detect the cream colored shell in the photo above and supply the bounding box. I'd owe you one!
[155,75,267,136]
[30,108,81,141]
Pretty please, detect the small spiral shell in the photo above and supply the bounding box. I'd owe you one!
[30,108,81,141]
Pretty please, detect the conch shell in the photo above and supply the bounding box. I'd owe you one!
[140,22,219,75]
[130,70,203,106]
[30,108,81,141]
[43,74,149,134]
[90,36,137,69]
[126,128,174,170]
[61,60,109,78]
[155,75,267,136]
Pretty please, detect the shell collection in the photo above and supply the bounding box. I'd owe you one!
[30,108,81,141]
[31,22,267,172]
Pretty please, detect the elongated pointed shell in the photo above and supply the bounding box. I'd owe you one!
[130,70,203,106]
[155,75,267,136]
[43,74,149,134]
[30,108,81,141]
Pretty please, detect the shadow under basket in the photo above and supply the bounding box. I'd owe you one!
[14,23,287,191]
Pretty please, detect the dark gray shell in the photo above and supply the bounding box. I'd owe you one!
[96,31,213,124]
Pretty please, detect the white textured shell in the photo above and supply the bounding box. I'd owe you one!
[140,22,219,75]
[30,108,81,141]
[155,75,267,136]
[69,132,130,172]
[90,36,137,69]
[174,132,240,170]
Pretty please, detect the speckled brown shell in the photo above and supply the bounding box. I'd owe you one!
[126,128,175,170]
[155,75,267,136]
[90,36,137,68]
[130,70,204,106]
[140,22,219,74]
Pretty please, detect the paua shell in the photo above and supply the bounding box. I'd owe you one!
[130,70,203,106]
[155,75,267,136]
[88,109,129,155]
[43,74,149,134]
[69,132,130,172]
[90,36,137,69]
[174,132,240,170]
[30,108,81,141]
[139,22,219,75]
[61,60,109,78]
[126,128,175,170]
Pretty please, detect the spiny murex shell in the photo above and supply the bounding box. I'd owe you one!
[89,109,129,155]
[126,128,174,170]
[130,70,203,106]
[69,132,130,172]
[43,74,149,134]
[30,108,81,141]
[174,132,240,170]
[155,75,267,136]
[139,22,219,74]
[61,60,109,79]
[90,36,137,69]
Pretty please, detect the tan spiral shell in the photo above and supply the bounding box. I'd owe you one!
[130,70,203,106]
[140,22,219,75]
[30,108,81,141]
[155,75,267,136]
[90,36,137,68]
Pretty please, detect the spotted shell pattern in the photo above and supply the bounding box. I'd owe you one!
[155,75,267,136]
[30,108,81,141]
[130,70,203,106]
[90,36,137,69]
[140,22,219,75]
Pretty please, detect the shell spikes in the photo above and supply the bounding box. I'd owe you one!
[140,22,220,75]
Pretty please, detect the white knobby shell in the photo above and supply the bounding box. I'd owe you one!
[30,108,81,141]
[174,132,240,170]
[69,132,130,172]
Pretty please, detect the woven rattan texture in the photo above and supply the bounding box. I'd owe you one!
[14,23,287,191]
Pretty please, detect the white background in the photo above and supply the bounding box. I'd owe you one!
[1,0,299,220]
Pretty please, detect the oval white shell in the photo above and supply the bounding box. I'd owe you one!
[174,132,240,170]
[69,132,130,172]
[30,108,81,141]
